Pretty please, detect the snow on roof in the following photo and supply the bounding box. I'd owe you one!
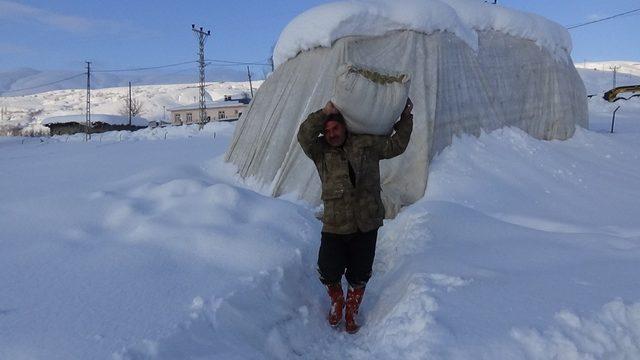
[167,99,249,111]
[42,114,148,127]
[273,0,572,68]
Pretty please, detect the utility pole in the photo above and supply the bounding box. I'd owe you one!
[85,61,91,142]
[128,81,132,126]
[247,66,254,98]
[609,65,621,88]
[192,24,211,129]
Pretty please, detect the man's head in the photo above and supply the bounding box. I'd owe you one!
[324,114,347,147]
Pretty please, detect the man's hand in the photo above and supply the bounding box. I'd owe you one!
[395,97,413,131]
[322,101,339,116]
[402,98,413,117]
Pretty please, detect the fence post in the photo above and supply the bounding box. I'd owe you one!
[611,106,621,133]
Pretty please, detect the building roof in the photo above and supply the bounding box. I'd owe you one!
[167,98,250,112]
[42,114,148,126]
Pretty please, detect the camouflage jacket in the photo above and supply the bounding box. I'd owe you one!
[297,109,413,234]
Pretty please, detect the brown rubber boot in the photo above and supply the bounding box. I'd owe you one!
[326,283,344,327]
[345,286,365,334]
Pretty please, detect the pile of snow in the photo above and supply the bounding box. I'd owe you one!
[43,114,148,127]
[512,300,640,359]
[274,0,572,67]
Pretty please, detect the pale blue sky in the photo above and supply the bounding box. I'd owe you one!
[0,0,638,74]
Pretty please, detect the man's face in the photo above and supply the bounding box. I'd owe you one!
[324,120,346,147]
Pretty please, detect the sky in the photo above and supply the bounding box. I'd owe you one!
[0,0,638,77]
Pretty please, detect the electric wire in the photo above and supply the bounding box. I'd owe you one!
[91,59,269,73]
[567,8,640,29]
[2,58,270,96]
[206,59,270,66]
[2,73,86,94]
[93,60,199,73]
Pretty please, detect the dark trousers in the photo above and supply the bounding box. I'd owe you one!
[317,229,378,289]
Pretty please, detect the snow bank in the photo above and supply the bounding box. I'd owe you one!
[512,300,640,359]
[273,0,572,67]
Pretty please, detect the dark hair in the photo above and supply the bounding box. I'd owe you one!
[326,113,346,125]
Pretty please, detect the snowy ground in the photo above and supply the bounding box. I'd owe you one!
[1,69,639,359]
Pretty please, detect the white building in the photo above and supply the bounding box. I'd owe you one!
[168,95,251,125]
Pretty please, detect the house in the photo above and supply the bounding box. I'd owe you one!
[168,95,251,125]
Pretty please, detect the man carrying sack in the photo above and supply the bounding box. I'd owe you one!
[297,97,413,333]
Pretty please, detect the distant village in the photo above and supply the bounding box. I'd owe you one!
[45,92,252,136]
[0,90,253,137]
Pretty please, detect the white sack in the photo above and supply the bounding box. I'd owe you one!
[331,63,410,135]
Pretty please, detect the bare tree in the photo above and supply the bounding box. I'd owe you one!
[120,97,145,117]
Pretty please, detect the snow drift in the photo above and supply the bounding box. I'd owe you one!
[226,0,588,216]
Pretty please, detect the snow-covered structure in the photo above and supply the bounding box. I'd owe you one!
[225,0,588,216]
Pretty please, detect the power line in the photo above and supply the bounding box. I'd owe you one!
[93,60,198,73]
[567,8,640,29]
[206,58,270,66]
[1,57,271,96]
[1,73,85,94]
[93,59,269,73]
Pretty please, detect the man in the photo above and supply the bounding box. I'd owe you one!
[297,98,413,333]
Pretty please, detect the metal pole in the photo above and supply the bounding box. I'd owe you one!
[247,66,254,98]
[192,24,211,130]
[128,81,132,126]
[609,65,621,88]
[85,61,91,141]
[611,105,621,133]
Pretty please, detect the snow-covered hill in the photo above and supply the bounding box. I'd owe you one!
[1,66,639,359]
[0,81,262,135]
[577,65,640,134]
[575,60,640,77]
[0,67,252,96]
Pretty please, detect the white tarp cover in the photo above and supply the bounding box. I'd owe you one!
[331,63,411,135]
[225,30,587,217]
